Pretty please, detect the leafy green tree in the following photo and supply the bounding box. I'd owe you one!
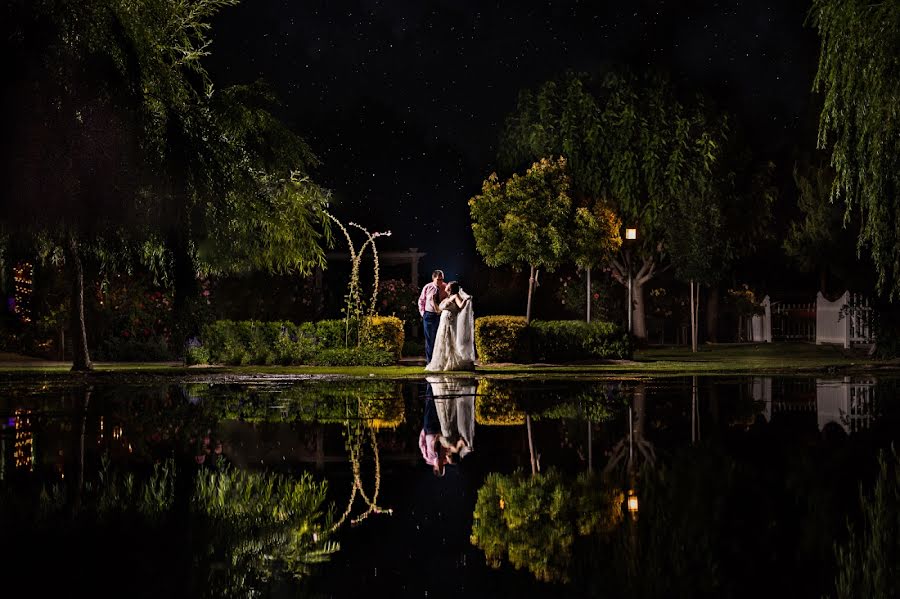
[665,190,724,352]
[784,162,856,294]
[500,72,724,339]
[469,157,573,322]
[810,0,900,299]
[571,201,623,321]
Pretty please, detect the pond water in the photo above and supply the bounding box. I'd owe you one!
[1,374,898,598]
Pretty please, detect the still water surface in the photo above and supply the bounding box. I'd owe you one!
[1,375,897,598]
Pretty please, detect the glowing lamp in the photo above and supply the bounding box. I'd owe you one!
[627,489,639,516]
[625,228,637,240]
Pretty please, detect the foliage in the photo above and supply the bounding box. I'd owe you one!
[530,320,632,361]
[726,285,766,318]
[471,469,623,583]
[310,346,394,367]
[360,316,404,361]
[470,156,572,272]
[469,157,573,320]
[556,272,615,321]
[499,71,725,258]
[194,465,337,586]
[313,319,352,348]
[665,189,725,286]
[784,162,858,290]
[475,379,619,426]
[376,278,420,323]
[475,379,526,426]
[96,335,173,362]
[199,317,402,366]
[184,344,211,366]
[833,450,900,599]
[7,455,338,595]
[474,316,631,363]
[571,202,623,270]
[811,0,900,299]
[474,316,531,363]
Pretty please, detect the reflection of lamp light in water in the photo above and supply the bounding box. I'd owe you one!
[627,489,639,517]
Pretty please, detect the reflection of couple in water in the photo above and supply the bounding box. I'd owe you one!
[418,376,476,477]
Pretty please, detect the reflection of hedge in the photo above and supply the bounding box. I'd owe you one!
[200,318,401,365]
[474,317,632,363]
[475,380,525,426]
[471,470,622,583]
[187,381,405,428]
[476,380,618,426]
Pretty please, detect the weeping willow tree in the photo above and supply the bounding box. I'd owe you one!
[810,0,900,300]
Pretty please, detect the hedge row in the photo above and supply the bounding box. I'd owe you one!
[197,317,404,366]
[474,316,632,364]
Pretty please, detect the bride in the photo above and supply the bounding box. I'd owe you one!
[425,281,475,371]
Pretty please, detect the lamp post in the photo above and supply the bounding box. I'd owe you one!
[625,228,637,333]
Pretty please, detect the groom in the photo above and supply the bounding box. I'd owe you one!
[418,269,448,363]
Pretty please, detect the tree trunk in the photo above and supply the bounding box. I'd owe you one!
[706,285,720,343]
[68,233,92,371]
[74,387,92,513]
[691,375,699,444]
[170,232,199,348]
[689,280,699,353]
[586,267,591,323]
[632,281,647,340]
[525,265,537,324]
[526,414,538,476]
[611,253,660,341]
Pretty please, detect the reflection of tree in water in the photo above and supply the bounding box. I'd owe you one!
[2,451,337,597]
[0,381,404,596]
[471,380,625,582]
[471,469,622,583]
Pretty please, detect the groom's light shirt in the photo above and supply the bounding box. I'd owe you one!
[418,282,439,316]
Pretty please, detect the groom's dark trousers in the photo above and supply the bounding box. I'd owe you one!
[423,311,440,363]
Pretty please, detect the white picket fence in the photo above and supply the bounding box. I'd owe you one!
[815,291,876,348]
[749,291,876,348]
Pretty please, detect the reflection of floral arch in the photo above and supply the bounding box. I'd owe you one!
[332,421,393,530]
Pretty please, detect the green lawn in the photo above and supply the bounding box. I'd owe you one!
[0,343,895,380]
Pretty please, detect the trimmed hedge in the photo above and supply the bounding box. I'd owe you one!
[360,316,405,361]
[474,317,632,364]
[199,318,402,366]
[530,320,632,361]
[474,316,530,363]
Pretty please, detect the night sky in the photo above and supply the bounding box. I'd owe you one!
[207,0,820,281]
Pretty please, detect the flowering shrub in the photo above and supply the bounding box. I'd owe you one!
[377,279,420,322]
[555,273,612,321]
[95,276,175,344]
[726,284,766,318]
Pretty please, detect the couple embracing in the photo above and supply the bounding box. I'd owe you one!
[417,270,475,371]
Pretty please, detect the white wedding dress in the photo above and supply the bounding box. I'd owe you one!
[425,291,475,371]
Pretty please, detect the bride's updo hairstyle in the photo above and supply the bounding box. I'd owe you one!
[447,281,460,295]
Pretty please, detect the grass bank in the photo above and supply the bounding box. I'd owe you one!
[1,343,896,381]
